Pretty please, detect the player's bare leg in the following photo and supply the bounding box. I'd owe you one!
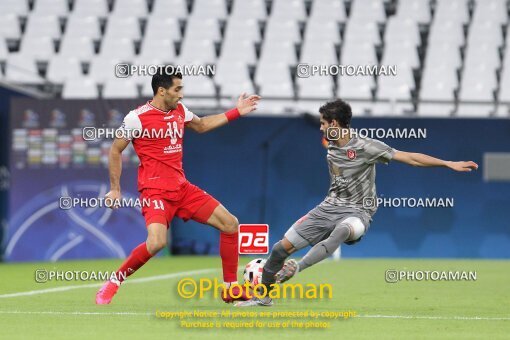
[203,204,250,303]
[96,223,167,304]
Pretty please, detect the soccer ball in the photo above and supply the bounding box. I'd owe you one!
[243,258,267,286]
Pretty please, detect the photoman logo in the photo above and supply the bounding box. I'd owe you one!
[238,224,269,254]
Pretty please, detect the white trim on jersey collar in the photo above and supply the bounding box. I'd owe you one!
[147,100,177,114]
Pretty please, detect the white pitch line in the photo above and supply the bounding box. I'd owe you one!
[358,314,510,321]
[0,311,508,321]
[0,268,218,299]
[0,311,152,316]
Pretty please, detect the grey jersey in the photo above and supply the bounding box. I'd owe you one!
[323,136,396,216]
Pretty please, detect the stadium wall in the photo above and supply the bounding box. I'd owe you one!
[4,98,510,261]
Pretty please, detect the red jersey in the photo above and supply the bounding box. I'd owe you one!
[120,101,195,192]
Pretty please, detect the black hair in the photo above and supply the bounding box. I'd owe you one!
[319,99,352,128]
[151,66,183,95]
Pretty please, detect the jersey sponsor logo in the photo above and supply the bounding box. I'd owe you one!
[347,149,356,160]
[238,224,269,254]
[163,144,182,154]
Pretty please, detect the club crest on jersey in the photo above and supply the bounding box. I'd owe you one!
[347,149,356,160]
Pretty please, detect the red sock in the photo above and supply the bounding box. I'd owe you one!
[115,242,153,283]
[220,232,239,282]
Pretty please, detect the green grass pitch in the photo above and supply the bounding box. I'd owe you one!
[0,256,509,339]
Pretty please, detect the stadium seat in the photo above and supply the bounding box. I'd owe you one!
[24,15,61,39]
[0,15,21,39]
[191,0,227,19]
[456,103,494,117]
[46,56,83,83]
[144,17,181,42]
[110,0,148,17]
[264,18,301,43]
[417,103,454,117]
[434,0,469,24]
[62,77,99,98]
[89,57,129,82]
[64,16,101,39]
[309,0,346,22]
[214,60,251,84]
[32,0,69,16]
[18,36,56,60]
[5,54,45,84]
[349,0,386,23]
[259,40,297,65]
[59,36,96,59]
[178,39,217,64]
[255,61,292,86]
[72,0,109,16]
[219,38,257,64]
[99,37,136,59]
[230,0,267,19]
[0,0,29,16]
[255,99,297,115]
[137,38,176,64]
[428,20,465,44]
[473,0,508,24]
[304,20,342,45]
[184,17,221,41]
[224,18,262,43]
[341,42,378,65]
[377,67,414,101]
[396,0,431,24]
[103,16,141,40]
[337,75,373,100]
[300,41,338,64]
[180,75,217,107]
[102,78,139,98]
[343,21,381,46]
[151,0,188,18]
[384,18,421,46]
[216,61,255,101]
[297,76,334,99]
[270,0,307,21]
[0,39,8,60]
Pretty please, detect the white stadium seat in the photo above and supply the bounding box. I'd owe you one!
[191,0,227,19]
[32,0,68,16]
[102,78,139,98]
[110,0,148,17]
[151,0,188,18]
[0,0,29,16]
[46,56,83,83]
[62,77,99,98]
[72,0,109,16]
[5,54,45,84]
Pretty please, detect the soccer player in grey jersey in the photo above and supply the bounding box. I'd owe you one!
[236,99,478,307]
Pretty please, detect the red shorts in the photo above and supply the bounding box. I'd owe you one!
[140,181,220,227]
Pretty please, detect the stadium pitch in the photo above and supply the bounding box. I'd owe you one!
[0,257,508,339]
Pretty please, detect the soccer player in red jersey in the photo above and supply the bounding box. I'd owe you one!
[95,69,260,304]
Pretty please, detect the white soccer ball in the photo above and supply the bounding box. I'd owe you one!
[243,258,267,286]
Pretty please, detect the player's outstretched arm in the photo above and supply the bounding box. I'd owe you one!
[105,138,130,209]
[186,93,260,133]
[393,151,478,172]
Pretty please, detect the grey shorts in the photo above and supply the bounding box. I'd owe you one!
[284,202,371,250]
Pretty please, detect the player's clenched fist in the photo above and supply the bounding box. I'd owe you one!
[236,93,261,115]
[105,190,122,209]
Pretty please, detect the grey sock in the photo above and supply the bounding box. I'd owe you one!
[298,224,350,271]
[261,241,289,288]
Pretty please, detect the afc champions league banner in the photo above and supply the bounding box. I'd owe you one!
[6,98,153,262]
